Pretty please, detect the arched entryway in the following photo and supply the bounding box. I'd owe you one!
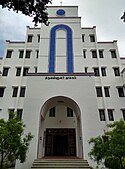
[38,96,83,158]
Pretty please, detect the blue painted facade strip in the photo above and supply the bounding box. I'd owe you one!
[67,29,73,73]
[49,30,56,73]
[49,24,73,73]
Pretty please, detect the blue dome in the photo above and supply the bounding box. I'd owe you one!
[56,9,65,16]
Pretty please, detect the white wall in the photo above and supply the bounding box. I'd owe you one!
[0,5,125,169]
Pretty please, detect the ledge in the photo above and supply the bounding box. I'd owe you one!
[26,72,94,76]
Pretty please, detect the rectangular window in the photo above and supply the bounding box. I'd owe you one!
[12,87,18,97]
[25,50,31,58]
[117,87,125,97]
[67,107,73,117]
[49,107,55,117]
[0,87,5,97]
[16,67,21,76]
[8,109,15,119]
[38,35,40,43]
[19,50,24,58]
[92,50,97,58]
[6,50,13,58]
[99,109,106,121]
[93,67,100,76]
[113,67,120,76]
[104,87,110,97]
[101,67,106,76]
[82,34,85,42]
[121,109,125,120]
[27,35,33,42]
[17,109,23,120]
[99,50,104,58]
[84,67,88,73]
[34,67,37,73]
[2,67,9,76]
[96,87,103,97]
[36,50,39,59]
[90,35,95,42]
[8,109,14,113]
[110,50,117,58]
[19,87,26,97]
[23,67,29,76]
[83,50,86,58]
[107,109,114,121]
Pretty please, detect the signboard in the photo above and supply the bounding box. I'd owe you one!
[45,76,76,80]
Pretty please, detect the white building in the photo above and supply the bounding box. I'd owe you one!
[0,6,125,169]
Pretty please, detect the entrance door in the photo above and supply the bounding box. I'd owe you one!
[53,134,68,156]
[45,128,76,156]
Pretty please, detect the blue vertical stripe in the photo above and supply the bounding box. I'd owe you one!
[49,24,73,73]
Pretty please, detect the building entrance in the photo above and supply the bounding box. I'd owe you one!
[45,128,76,156]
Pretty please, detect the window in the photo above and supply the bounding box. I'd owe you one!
[84,67,88,73]
[2,67,9,76]
[27,35,33,42]
[36,50,39,59]
[6,50,13,58]
[99,50,104,58]
[8,109,15,119]
[0,87,5,97]
[96,87,103,97]
[49,107,55,117]
[8,109,14,113]
[107,109,114,121]
[37,35,40,43]
[83,50,86,58]
[19,50,24,58]
[67,107,73,117]
[104,87,110,97]
[99,109,106,121]
[25,50,31,58]
[113,67,120,76]
[92,50,97,58]
[110,50,117,58]
[12,87,18,97]
[117,87,125,97]
[16,67,21,76]
[17,109,23,120]
[101,67,106,76]
[19,87,26,97]
[93,67,100,76]
[23,67,29,76]
[90,35,95,42]
[82,34,85,42]
[121,109,125,120]
[34,67,37,73]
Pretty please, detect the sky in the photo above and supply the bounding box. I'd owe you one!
[0,0,125,57]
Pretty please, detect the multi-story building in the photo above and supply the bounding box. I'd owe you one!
[0,5,125,169]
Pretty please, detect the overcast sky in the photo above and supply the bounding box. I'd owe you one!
[0,0,125,57]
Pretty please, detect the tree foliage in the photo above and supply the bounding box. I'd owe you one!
[89,120,125,169]
[0,0,52,26]
[0,111,33,169]
[121,11,125,22]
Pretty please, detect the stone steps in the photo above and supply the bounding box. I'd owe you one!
[31,159,92,169]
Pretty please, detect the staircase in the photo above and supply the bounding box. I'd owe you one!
[31,159,92,169]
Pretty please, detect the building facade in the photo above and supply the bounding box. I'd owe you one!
[0,6,125,169]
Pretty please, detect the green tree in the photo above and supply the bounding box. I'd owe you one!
[0,111,33,169]
[0,0,52,26]
[89,120,125,169]
[121,11,125,22]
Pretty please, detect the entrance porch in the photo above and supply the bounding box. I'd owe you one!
[45,128,76,156]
